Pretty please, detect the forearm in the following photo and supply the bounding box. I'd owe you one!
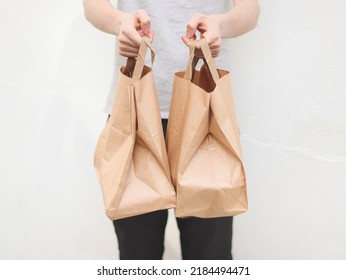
[213,0,260,38]
[83,0,126,35]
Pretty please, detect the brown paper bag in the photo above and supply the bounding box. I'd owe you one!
[94,37,176,220]
[166,39,247,218]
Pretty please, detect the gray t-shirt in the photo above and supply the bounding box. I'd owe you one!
[105,0,231,118]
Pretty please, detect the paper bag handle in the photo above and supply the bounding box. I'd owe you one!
[184,38,220,83]
[124,36,155,81]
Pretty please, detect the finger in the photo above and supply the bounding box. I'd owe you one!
[118,43,139,54]
[119,32,155,58]
[194,43,219,58]
[201,31,219,46]
[186,13,204,39]
[118,49,139,58]
[135,9,151,35]
[181,34,197,47]
[138,31,154,44]
[147,31,154,41]
[181,35,190,47]
[211,48,220,58]
[182,35,206,58]
[201,32,221,57]
[119,28,142,48]
[209,40,221,57]
[118,33,140,57]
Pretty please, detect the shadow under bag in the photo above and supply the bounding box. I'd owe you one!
[94,37,176,220]
[166,39,248,218]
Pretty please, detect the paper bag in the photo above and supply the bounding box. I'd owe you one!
[166,39,247,218]
[94,37,176,220]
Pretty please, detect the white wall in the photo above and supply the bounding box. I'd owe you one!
[1,1,345,260]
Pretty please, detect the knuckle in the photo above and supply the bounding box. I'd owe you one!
[136,9,149,19]
[192,12,205,21]
[120,28,130,37]
[118,44,126,52]
[118,37,126,44]
[187,22,195,29]
[136,8,145,14]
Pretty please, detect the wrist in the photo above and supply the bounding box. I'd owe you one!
[210,13,228,39]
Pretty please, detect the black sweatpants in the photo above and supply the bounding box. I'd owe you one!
[113,119,233,260]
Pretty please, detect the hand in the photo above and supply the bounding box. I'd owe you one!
[182,13,222,58]
[118,9,153,57]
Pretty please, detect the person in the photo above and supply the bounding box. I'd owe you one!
[83,0,260,260]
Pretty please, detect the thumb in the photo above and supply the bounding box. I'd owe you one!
[186,22,197,38]
[186,13,205,39]
[135,9,151,35]
[186,20,197,39]
[200,32,211,44]
[181,35,191,47]
[182,33,196,44]
[138,30,154,42]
